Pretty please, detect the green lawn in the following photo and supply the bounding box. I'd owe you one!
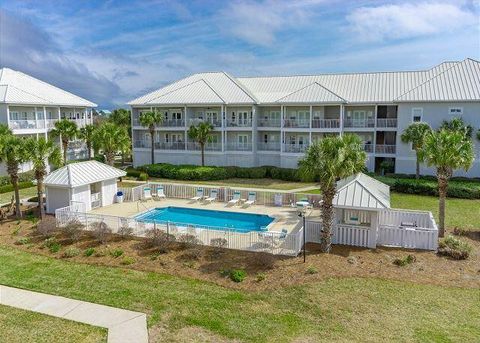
[0,246,478,342]
[0,187,37,205]
[0,304,106,343]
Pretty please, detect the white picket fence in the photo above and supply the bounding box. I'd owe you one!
[305,221,373,248]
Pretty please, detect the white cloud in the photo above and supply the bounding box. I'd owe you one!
[346,2,478,42]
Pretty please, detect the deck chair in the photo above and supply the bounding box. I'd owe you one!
[243,192,256,207]
[142,187,152,201]
[190,188,204,201]
[204,189,218,203]
[227,191,241,206]
[152,185,166,200]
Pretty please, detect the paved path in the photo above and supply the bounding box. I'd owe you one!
[0,285,148,343]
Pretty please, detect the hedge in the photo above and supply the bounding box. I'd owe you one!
[0,171,35,187]
[134,164,302,182]
[0,181,35,194]
[391,179,480,199]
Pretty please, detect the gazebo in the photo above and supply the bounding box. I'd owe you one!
[45,161,126,214]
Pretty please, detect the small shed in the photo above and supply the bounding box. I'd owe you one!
[45,161,126,214]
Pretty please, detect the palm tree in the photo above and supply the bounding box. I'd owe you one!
[139,110,163,164]
[51,119,78,165]
[440,117,473,140]
[298,134,366,253]
[93,122,129,166]
[25,138,62,219]
[188,122,214,166]
[401,122,432,179]
[419,130,474,237]
[79,124,96,160]
[110,109,131,128]
[0,135,29,218]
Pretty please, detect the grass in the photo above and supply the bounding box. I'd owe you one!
[0,187,37,205]
[0,304,106,343]
[0,246,478,342]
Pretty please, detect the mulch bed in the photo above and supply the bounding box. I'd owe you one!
[1,208,479,291]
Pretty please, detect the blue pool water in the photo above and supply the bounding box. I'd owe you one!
[135,207,274,232]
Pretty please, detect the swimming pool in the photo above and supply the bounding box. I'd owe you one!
[135,207,274,232]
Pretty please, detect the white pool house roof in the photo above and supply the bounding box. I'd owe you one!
[45,161,126,188]
[333,173,390,210]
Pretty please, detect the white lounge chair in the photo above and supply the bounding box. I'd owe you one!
[152,185,166,200]
[142,187,152,201]
[243,192,256,207]
[204,189,218,203]
[190,188,204,201]
[227,191,241,206]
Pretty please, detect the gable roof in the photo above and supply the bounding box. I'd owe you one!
[0,68,96,107]
[45,161,126,188]
[333,173,390,210]
[396,58,480,102]
[275,82,346,104]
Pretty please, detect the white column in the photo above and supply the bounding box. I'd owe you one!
[309,105,313,129]
[57,107,61,120]
[339,104,344,136]
[6,105,10,129]
[184,106,188,151]
[280,105,284,153]
[373,105,378,155]
[34,106,38,129]
[251,105,256,154]
[221,105,226,152]
[43,106,47,136]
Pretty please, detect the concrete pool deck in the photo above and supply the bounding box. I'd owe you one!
[90,198,320,233]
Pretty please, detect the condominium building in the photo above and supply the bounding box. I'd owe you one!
[0,68,96,174]
[129,58,480,177]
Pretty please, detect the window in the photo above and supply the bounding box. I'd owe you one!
[412,108,423,122]
[449,107,463,116]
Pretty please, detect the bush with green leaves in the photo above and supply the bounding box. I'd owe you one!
[229,269,246,283]
[438,235,472,260]
[138,172,148,181]
[120,256,135,265]
[84,247,95,257]
[393,254,416,266]
[0,181,34,194]
[35,217,57,238]
[145,228,175,252]
[44,238,61,253]
[15,237,31,245]
[90,221,112,244]
[63,247,81,258]
[256,272,266,282]
[0,170,34,187]
[306,266,318,274]
[62,219,84,242]
[110,248,124,258]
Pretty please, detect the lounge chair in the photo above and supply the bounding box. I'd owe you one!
[142,187,152,201]
[152,185,166,200]
[190,188,204,201]
[204,189,218,203]
[227,191,241,206]
[243,192,256,207]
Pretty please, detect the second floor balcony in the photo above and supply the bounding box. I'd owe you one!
[362,143,374,153]
[225,142,252,152]
[283,118,309,128]
[187,142,222,151]
[8,119,45,130]
[312,118,340,129]
[226,118,252,127]
[257,142,281,151]
[188,118,222,128]
[132,117,185,128]
[343,118,375,128]
[257,118,281,127]
[375,144,396,154]
[376,118,398,128]
[283,143,309,153]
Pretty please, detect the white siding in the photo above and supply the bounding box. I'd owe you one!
[46,187,70,214]
[101,179,118,207]
[71,184,91,211]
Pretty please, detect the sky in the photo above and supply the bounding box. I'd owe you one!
[0,0,479,109]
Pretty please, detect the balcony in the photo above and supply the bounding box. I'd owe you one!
[376,118,398,128]
[283,119,309,128]
[154,142,186,150]
[375,144,396,154]
[225,143,252,151]
[343,118,375,128]
[188,118,222,127]
[283,143,309,153]
[226,119,252,127]
[257,118,281,127]
[311,119,340,129]
[162,119,185,127]
[362,143,374,153]
[46,119,59,129]
[134,140,151,148]
[257,142,281,151]
[187,142,222,151]
[8,120,45,130]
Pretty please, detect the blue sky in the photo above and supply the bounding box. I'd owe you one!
[1,0,479,108]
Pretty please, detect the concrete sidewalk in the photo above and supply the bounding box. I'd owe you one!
[0,285,148,343]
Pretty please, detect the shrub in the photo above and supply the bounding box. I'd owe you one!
[181,247,202,260]
[393,254,416,266]
[94,248,108,257]
[36,217,57,238]
[90,221,112,244]
[0,171,34,187]
[438,235,472,260]
[253,252,276,270]
[390,178,480,199]
[256,272,266,282]
[48,242,61,253]
[229,269,246,283]
[63,219,84,242]
[63,247,81,258]
[145,228,175,252]
[15,237,31,245]
[110,248,124,258]
[84,247,95,257]
[0,181,35,194]
[178,234,201,249]
[219,269,230,277]
[126,168,141,178]
[118,225,134,240]
[306,266,318,274]
[210,238,228,255]
[120,256,135,265]
[138,172,148,181]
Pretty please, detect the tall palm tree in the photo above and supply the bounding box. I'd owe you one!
[93,122,129,166]
[139,110,163,164]
[298,134,366,253]
[110,109,131,128]
[51,119,78,165]
[419,129,474,237]
[25,137,62,219]
[79,124,96,160]
[440,117,473,140]
[0,135,29,218]
[401,122,432,179]
[188,122,214,166]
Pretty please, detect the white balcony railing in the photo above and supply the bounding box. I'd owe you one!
[362,143,374,153]
[225,143,253,151]
[283,143,309,153]
[257,118,281,127]
[312,118,340,129]
[226,119,252,127]
[187,142,222,151]
[375,144,396,154]
[134,140,151,148]
[343,118,375,128]
[8,120,44,130]
[283,119,310,128]
[154,142,186,150]
[376,118,398,128]
[46,119,59,129]
[257,142,281,151]
[188,118,222,127]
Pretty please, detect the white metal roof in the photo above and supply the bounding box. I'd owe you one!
[333,173,390,210]
[45,161,126,188]
[129,59,479,106]
[0,68,97,107]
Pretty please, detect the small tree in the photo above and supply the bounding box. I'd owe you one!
[93,122,130,166]
[79,124,96,160]
[139,110,163,164]
[298,134,366,253]
[401,122,432,179]
[51,119,78,165]
[25,137,62,219]
[419,130,474,237]
[188,122,214,166]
